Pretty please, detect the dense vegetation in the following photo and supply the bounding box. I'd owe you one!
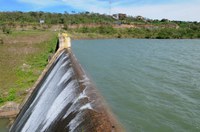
[0,11,200,39]
[0,11,114,25]
[69,26,200,39]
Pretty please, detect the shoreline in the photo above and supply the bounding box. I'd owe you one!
[67,31,200,40]
[70,35,200,40]
[72,37,200,40]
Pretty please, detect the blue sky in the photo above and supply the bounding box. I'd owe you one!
[0,0,200,21]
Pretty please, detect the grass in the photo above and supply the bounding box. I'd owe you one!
[0,30,57,106]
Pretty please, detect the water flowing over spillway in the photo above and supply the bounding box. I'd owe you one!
[10,49,122,132]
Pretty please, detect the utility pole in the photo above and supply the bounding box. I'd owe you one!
[109,0,112,16]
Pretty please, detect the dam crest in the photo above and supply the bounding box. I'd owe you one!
[10,33,122,132]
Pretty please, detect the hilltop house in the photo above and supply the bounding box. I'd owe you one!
[113,13,126,20]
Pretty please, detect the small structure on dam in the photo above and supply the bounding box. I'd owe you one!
[10,33,122,132]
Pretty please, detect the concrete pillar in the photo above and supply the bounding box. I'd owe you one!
[58,33,71,49]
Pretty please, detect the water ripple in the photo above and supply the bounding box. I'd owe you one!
[73,39,200,132]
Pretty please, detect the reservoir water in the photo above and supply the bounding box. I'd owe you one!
[72,39,200,132]
[0,118,9,131]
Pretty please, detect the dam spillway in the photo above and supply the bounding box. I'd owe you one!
[10,34,122,132]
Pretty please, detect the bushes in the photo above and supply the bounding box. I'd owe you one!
[98,26,116,34]
[69,25,200,39]
[2,25,12,34]
[74,26,117,35]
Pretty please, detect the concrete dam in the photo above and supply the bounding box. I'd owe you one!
[10,34,122,132]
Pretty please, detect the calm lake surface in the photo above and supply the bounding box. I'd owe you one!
[72,39,200,132]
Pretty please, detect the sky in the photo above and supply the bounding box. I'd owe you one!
[0,0,200,21]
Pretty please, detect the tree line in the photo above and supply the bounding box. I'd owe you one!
[0,11,114,25]
[0,11,200,39]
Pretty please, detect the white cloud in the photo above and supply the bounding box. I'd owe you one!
[111,2,200,21]
[62,0,109,13]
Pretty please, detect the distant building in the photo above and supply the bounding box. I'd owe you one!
[113,14,119,20]
[39,19,45,24]
[135,16,145,21]
[113,13,126,20]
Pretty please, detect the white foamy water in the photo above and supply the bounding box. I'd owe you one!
[10,50,99,132]
[80,103,93,111]
[41,81,78,131]
[57,67,73,86]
